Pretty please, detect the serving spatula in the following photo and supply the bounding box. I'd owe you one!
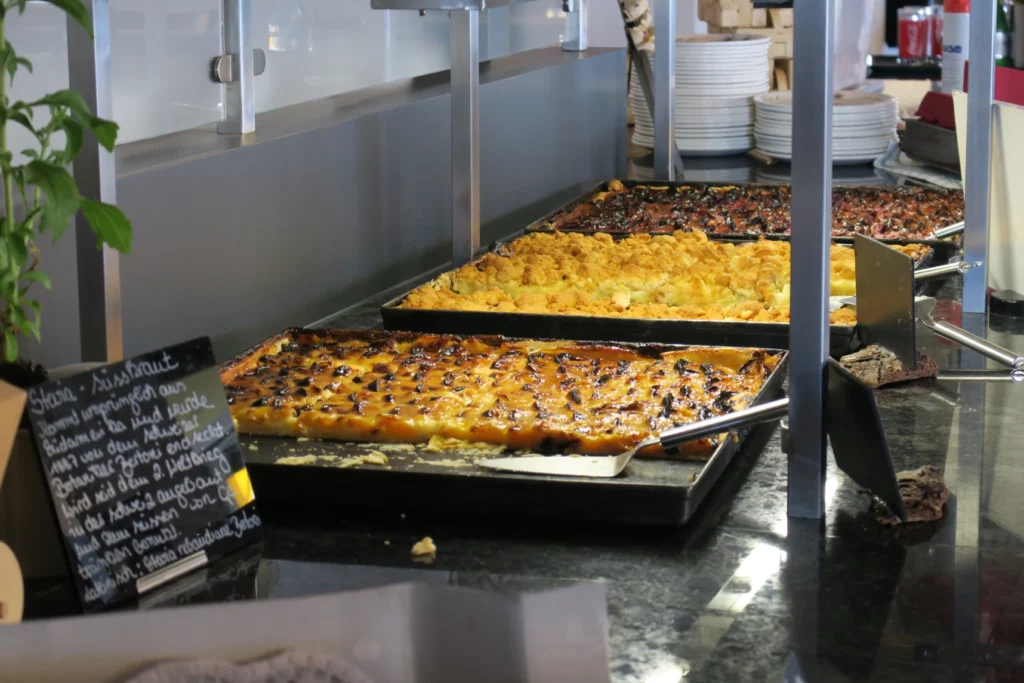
[829,261,976,312]
[931,221,964,239]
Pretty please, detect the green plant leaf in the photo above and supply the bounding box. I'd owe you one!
[21,271,51,290]
[31,89,90,117]
[20,149,37,160]
[84,116,118,152]
[3,330,17,362]
[30,90,118,151]
[9,101,33,118]
[59,118,83,162]
[8,111,34,134]
[38,0,92,38]
[10,167,26,203]
[4,45,16,83]
[0,271,15,295]
[23,319,41,342]
[25,159,79,237]
[10,304,26,331]
[81,198,132,253]
[16,57,31,73]
[22,318,41,343]
[7,233,27,267]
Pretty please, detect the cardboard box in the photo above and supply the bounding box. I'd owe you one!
[0,381,25,488]
[769,7,794,28]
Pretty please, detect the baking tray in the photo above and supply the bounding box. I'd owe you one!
[380,228,942,353]
[241,340,789,527]
[524,179,963,265]
[382,293,856,353]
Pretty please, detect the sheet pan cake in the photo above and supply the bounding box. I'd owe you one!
[399,230,930,325]
[541,179,964,238]
[221,329,784,459]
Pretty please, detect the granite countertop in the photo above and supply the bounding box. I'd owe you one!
[27,166,1021,682]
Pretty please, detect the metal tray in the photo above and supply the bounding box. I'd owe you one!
[381,228,948,353]
[382,296,856,354]
[524,179,963,265]
[242,341,789,526]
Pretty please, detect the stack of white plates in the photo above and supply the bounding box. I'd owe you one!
[753,91,900,165]
[630,34,770,156]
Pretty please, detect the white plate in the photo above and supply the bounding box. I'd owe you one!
[682,84,770,97]
[754,125,896,140]
[753,114,900,129]
[754,143,891,158]
[754,90,897,111]
[757,124,892,139]
[677,33,770,47]
[632,132,754,147]
[634,111,755,125]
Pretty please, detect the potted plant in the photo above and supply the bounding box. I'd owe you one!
[0,0,133,580]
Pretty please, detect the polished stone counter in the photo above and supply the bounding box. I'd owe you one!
[26,271,1024,682]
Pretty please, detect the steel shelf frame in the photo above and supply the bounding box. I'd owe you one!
[370,0,586,267]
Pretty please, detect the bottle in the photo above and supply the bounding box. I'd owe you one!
[942,0,971,91]
[996,0,1013,66]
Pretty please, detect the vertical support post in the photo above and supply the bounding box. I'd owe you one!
[218,0,255,135]
[68,0,123,362]
[787,0,834,520]
[963,1,996,313]
[562,0,587,51]
[450,10,480,267]
[653,0,675,181]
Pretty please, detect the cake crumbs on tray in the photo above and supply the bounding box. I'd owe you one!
[276,454,318,466]
[422,435,506,455]
[333,452,390,469]
[411,536,437,564]
[277,452,389,468]
[414,457,475,469]
[373,443,418,452]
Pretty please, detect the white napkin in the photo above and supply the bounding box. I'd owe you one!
[873,140,963,189]
[122,650,377,683]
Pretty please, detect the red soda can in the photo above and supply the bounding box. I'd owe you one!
[899,7,930,59]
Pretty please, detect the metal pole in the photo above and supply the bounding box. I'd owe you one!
[68,0,123,362]
[963,1,996,313]
[562,0,587,51]
[450,9,481,266]
[218,0,255,134]
[653,0,675,181]
[787,0,835,520]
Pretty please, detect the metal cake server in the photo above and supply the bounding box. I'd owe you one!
[477,398,789,478]
[917,296,1024,370]
[931,220,964,239]
[829,261,977,312]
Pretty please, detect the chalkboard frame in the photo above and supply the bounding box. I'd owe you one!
[24,337,262,612]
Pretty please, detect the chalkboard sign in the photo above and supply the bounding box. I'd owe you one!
[25,337,261,612]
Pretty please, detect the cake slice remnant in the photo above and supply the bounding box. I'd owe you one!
[840,345,938,388]
[869,465,949,526]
